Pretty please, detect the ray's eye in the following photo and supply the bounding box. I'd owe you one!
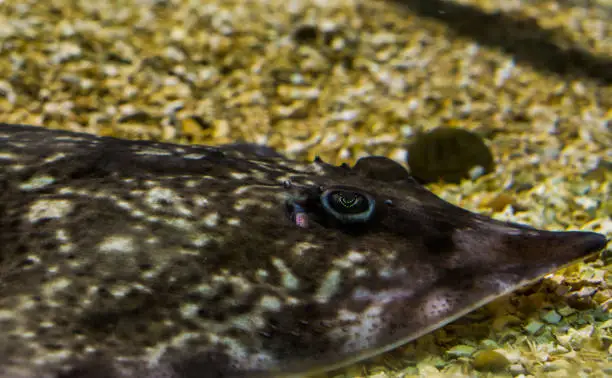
[320,189,376,223]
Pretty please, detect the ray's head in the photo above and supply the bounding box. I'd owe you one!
[245,153,608,374]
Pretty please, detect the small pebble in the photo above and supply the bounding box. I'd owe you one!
[541,310,562,324]
[472,350,510,372]
[479,339,500,349]
[524,320,545,335]
[508,363,527,375]
[557,306,577,317]
[445,344,476,358]
[407,127,494,184]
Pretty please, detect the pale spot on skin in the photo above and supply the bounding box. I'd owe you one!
[110,285,131,298]
[133,148,173,156]
[378,266,407,279]
[114,200,134,211]
[182,153,207,160]
[351,287,414,304]
[258,295,282,311]
[337,308,359,322]
[52,136,93,142]
[191,234,212,247]
[20,255,41,269]
[227,217,240,226]
[19,174,56,190]
[347,251,366,263]
[145,187,177,208]
[21,331,36,339]
[178,248,200,256]
[55,229,69,242]
[233,186,251,195]
[333,251,366,269]
[42,152,67,164]
[57,187,74,195]
[143,180,158,188]
[202,212,219,227]
[421,290,453,319]
[42,278,72,299]
[271,257,300,290]
[0,310,16,321]
[141,264,166,280]
[163,217,193,231]
[192,195,209,207]
[92,191,112,200]
[17,297,37,312]
[98,235,135,254]
[27,199,74,223]
[212,334,278,371]
[180,303,200,319]
[132,209,146,218]
[252,170,271,180]
[227,275,253,295]
[192,283,215,297]
[230,172,249,180]
[234,198,260,212]
[338,304,383,352]
[0,152,17,160]
[231,313,265,331]
[354,268,368,277]
[315,269,342,303]
[33,350,71,366]
[146,331,197,368]
[184,180,199,188]
[7,141,27,148]
[59,243,74,255]
[291,241,321,257]
[255,269,268,282]
[39,321,54,329]
[286,296,301,305]
[8,163,25,171]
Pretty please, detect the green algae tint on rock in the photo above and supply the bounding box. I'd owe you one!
[407,127,495,184]
[0,124,608,378]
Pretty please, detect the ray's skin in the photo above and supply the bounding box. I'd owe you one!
[0,124,608,378]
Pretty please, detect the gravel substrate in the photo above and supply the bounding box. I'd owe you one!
[0,0,610,376]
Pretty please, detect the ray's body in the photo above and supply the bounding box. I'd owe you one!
[0,124,607,378]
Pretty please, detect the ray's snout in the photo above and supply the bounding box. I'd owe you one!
[573,231,609,255]
[505,228,609,269]
[545,230,609,259]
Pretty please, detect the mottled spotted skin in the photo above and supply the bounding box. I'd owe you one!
[0,124,607,378]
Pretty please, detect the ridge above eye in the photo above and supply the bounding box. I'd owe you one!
[320,187,376,223]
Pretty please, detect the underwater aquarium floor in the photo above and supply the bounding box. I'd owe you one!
[0,0,610,376]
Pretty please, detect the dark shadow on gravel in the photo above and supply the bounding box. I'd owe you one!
[389,0,612,85]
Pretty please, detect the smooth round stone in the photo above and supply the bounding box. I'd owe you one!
[407,127,495,184]
[472,350,510,372]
